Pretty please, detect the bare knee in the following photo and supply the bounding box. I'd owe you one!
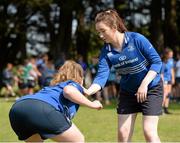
[144,128,160,142]
[118,127,131,142]
[143,116,160,142]
[75,133,85,142]
[70,127,85,142]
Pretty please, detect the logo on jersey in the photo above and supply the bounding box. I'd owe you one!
[107,52,113,57]
[127,44,135,51]
[119,55,126,61]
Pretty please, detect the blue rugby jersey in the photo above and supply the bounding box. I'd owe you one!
[16,80,83,119]
[93,32,162,94]
[162,58,174,82]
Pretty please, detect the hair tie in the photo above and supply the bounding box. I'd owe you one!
[105,10,111,13]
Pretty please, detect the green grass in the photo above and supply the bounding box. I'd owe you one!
[0,98,180,142]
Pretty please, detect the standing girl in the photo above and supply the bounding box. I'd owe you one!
[84,9,163,142]
[162,48,175,114]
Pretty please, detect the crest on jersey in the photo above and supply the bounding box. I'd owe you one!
[127,44,135,51]
[107,52,113,58]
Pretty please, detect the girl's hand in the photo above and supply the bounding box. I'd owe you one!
[135,70,157,103]
[135,84,148,103]
[92,100,103,110]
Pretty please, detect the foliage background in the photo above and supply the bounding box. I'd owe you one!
[0,0,179,71]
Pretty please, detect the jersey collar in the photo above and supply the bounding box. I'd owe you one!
[105,32,130,52]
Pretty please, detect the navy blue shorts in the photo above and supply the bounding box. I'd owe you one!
[117,81,163,115]
[9,99,72,140]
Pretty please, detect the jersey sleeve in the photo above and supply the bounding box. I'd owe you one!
[135,34,162,74]
[61,80,83,98]
[161,63,165,74]
[62,81,80,120]
[93,48,111,88]
[68,82,83,93]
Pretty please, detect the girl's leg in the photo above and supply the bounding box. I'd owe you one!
[25,133,43,142]
[118,113,137,142]
[102,86,110,105]
[163,84,170,113]
[143,116,160,142]
[50,123,84,142]
[164,84,172,113]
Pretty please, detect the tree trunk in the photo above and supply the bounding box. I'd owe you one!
[150,0,164,52]
[52,2,73,61]
[76,10,89,62]
[164,0,179,50]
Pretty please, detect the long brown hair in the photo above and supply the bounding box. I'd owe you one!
[95,8,128,33]
[162,48,173,62]
[50,60,83,86]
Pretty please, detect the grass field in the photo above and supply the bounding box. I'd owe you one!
[0,97,180,142]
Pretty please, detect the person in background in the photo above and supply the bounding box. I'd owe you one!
[16,65,28,97]
[26,57,42,94]
[36,53,50,87]
[161,48,175,114]
[102,66,117,105]
[84,8,163,142]
[89,56,103,101]
[77,55,87,73]
[9,60,102,142]
[2,63,16,100]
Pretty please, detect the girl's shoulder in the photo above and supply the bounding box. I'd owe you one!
[59,80,83,93]
[126,31,146,41]
[127,31,142,35]
[68,81,83,93]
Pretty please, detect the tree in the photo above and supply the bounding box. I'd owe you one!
[0,0,52,70]
[164,0,179,52]
[150,0,164,52]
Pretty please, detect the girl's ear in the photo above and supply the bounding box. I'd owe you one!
[111,23,117,29]
[111,25,117,32]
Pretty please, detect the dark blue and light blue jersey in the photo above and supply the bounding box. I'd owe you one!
[162,58,174,82]
[16,80,83,119]
[93,32,162,94]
